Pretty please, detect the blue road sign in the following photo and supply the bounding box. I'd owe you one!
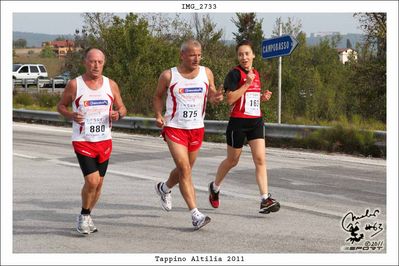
[262,35,299,59]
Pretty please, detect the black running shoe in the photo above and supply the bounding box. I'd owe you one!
[259,194,280,214]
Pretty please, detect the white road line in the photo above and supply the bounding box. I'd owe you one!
[13,123,71,134]
[14,153,345,218]
[13,153,37,159]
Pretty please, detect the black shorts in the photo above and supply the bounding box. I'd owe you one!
[75,152,109,177]
[226,117,265,148]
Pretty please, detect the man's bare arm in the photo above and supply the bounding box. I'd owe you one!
[205,67,223,104]
[153,70,171,128]
[57,79,84,123]
[110,79,127,121]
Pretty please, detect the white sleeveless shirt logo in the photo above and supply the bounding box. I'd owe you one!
[164,66,209,129]
[72,76,114,142]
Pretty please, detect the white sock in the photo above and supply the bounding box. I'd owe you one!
[212,182,220,193]
[161,182,171,193]
[261,193,269,201]
[190,208,201,217]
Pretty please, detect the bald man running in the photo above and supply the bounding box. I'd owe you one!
[57,47,127,235]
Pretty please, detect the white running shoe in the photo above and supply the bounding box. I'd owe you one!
[76,214,90,234]
[87,215,98,233]
[155,182,172,211]
[192,211,211,230]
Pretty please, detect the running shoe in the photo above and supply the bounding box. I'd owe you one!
[155,182,172,211]
[76,214,90,234]
[88,215,98,233]
[208,181,220,208]
[192,212,211,230]
[259,194,280,214]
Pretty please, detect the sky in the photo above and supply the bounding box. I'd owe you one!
[13,12,363,40]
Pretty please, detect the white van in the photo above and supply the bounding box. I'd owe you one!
[12,64,48,80]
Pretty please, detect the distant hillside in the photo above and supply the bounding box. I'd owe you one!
[14,31,364,50]
[224,33,365,49]
[307,33,365,49]
[13,31,74,48]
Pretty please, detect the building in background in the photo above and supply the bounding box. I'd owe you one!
[336,48,358,64]
[41,40,76,57]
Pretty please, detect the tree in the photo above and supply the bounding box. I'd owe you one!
[65,13,183,115]
[82,12,114,39]
[142,13,192,44]
[349,12,386,122]
[347,58,386,122]
[40,45,56,58]
[13,38,27,48]
[271,17,303,37]
[192,14,223,52]
[354,13,386,60]
[346,39,353,49]
[268,26,352,124]
[232,13,264,54]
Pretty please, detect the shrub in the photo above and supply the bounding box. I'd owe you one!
[40,45,56,58]
[301,124,383,157]
[35,92,61,108]
[13,92,34,106]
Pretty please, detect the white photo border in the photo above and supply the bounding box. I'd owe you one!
[1,1,398,265]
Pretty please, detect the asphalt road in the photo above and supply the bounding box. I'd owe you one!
[9,122,388,263]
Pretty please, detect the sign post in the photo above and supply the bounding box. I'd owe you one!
[262,31,298,124]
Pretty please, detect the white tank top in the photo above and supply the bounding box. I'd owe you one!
[164,66,209,129]
[72,75,113,142]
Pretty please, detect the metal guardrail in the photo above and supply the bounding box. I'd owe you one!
[13,78,67,92]
[13,109,386,146]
